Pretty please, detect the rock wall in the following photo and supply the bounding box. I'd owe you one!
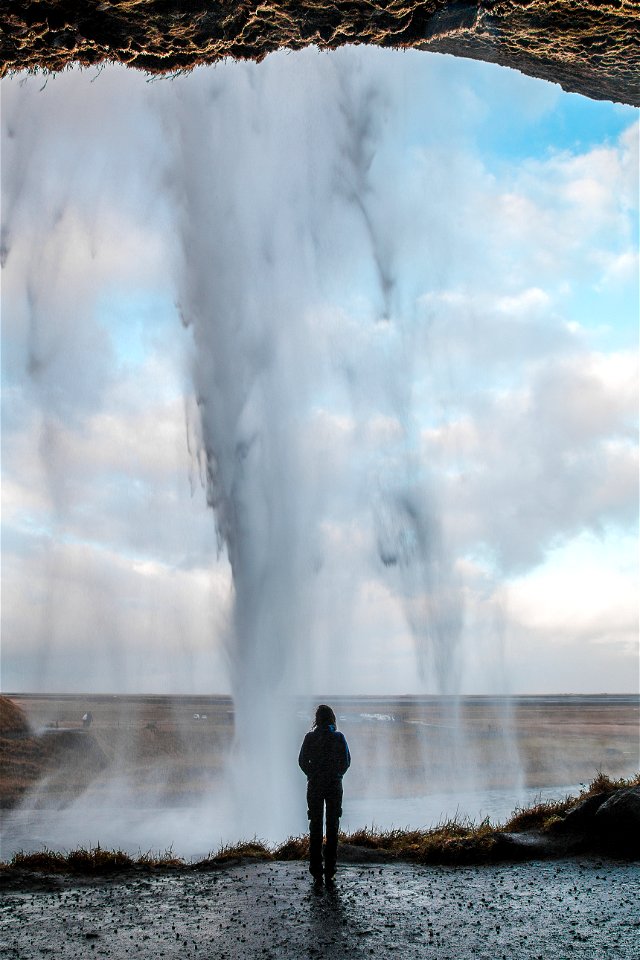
[1,1,638,105]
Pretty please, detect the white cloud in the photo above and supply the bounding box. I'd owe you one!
[503,545,637,642]
[1,537,231,693]
[495,287,551,315]
[413,328,638,573]
[596,248,639,287]
[495,532,638,694]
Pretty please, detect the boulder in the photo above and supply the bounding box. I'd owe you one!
[552,792,609,833]
[594,786,640,855]
[337,843,396,864]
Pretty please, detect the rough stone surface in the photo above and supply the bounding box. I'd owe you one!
[594,786,640,851]
[1,2,638,105]
[555,792,610,830]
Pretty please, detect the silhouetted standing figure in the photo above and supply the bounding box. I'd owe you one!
[298,704,351,885]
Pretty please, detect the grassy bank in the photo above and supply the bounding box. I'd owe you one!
[3,773,638,875]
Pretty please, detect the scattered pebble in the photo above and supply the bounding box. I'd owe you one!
[1,858,638,959]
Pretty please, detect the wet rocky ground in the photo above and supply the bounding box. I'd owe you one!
[1,858,639,960]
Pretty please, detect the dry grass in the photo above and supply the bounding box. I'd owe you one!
[339,818,497,864]
[0,699,43,806]
[0,697,31,737]
[8,843,186,873]
[203,840,274,865]
[136,846,186,868]
[8,845,133,874]
[273,836,309,860]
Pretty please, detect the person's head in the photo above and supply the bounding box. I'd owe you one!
[314,704,336,728]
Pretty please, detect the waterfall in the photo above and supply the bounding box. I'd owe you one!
[165,49,468,838]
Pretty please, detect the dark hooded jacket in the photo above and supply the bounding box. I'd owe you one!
[298,723,351,789]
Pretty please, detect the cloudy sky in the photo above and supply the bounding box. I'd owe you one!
[1,48,638,696]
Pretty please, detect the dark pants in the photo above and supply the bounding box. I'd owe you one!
[307,781,342,878]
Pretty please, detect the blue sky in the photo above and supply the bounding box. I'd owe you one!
[467,66,636,161]
[1,48,638,695]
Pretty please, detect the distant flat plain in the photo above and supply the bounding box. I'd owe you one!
[7,693,639,807]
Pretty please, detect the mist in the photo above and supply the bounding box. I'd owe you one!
[1,47,637,853]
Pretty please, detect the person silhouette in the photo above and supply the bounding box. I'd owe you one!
[298,704,351,886]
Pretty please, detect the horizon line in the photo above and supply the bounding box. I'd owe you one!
[3,691,639,700]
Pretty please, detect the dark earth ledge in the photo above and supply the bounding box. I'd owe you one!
[0,1,638,106]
